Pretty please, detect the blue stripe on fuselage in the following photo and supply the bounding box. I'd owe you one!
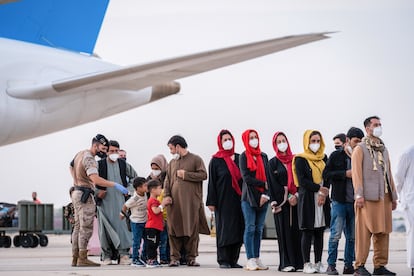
[0,0,109,54]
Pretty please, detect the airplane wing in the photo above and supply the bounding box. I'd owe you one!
[7,32,331,100]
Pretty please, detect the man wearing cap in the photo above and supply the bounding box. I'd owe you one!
[352,116,398,276]
[70,134,129,267]
[324,127,364,275]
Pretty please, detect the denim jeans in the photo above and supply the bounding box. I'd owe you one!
[327,201,355,267]
[159,220,170,261]
[241,200,268,259]
[130,221,146,261]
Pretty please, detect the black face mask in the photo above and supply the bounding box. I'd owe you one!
[96,151,107,159]
[335,145,343,151]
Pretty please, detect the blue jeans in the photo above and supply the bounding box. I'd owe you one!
[130,221,146,261]
[327,201,355,267]
[241,200,268,259]
[159,220,170,261]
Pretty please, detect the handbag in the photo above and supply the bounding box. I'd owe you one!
[246,184,262,209]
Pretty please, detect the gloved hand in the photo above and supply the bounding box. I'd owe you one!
[114,183,128,195]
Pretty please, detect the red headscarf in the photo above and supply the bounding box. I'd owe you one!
[213,130,242,196]
[241,129,266,192]
[272,132,296,195]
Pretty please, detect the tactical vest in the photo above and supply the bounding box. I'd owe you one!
[97,158,128,189]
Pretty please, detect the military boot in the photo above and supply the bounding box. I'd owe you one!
[71,248,79,266]
[77,249,100,266]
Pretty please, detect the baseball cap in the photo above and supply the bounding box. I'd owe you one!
[94,134,109,146]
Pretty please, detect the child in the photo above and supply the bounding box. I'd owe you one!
[147,154,170,264]
[63,187,75,243]
[121,177,148,267]
[145,179,171,268]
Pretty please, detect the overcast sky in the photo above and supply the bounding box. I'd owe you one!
[1,0,413,209]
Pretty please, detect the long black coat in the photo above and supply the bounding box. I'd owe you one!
[294,156,331,230]
[268,157,303,270]
[206,154,244,247]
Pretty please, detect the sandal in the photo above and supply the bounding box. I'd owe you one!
[169,260,180,267]
[187,260,200,267]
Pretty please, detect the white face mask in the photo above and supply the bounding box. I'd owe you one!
[172,153,180,160]
[109,153,119,162]
[373,126,382,138]
[309,143,320,153]
[249,138,259,148]
[346,145,353,155]
[152,169,161,177]
[222,140,233,150]
[277,142,288,153]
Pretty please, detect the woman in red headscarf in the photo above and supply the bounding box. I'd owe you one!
[267,131,303,272]
[206,129,244,269]
[239,129,270,271]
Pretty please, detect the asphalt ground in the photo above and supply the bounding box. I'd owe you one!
[0,232,411,276]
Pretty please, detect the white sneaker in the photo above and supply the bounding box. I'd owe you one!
[303,262,316,274]
[255,258,269,270]
[119,255,132,265]
[102,258,112,265]
[282,265,295,272]
[245,258,258,271]
[314,262,326,273]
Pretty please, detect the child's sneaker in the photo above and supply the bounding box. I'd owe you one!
[146,259,161,268]
[159,259,169,265]
[131,259,146,267]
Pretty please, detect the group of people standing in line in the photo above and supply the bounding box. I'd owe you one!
[67,115,407,275]
[207,115,399,276]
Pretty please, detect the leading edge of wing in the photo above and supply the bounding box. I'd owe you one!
[8,32,332,99]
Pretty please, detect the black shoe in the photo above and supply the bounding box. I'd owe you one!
[230,263,243,268]
[326,264,339,275]
[372,266,396,276]
[219,263,231,269]
[354,265,372,276]
[179,259,187,265]
[159,259,169,265]
[343,265,355,274]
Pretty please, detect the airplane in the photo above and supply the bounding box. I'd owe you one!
[0,0,331,147]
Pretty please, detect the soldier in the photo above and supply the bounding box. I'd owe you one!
[70,134,128,267]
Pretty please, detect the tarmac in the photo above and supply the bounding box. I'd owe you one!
[0,231,411,276]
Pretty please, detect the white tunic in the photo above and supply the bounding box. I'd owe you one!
[395,145,414,268]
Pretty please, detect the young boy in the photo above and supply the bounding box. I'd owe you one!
[121,177,148,267]
[145,179,171,268]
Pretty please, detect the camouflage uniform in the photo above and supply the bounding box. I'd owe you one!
[71,150,98,251]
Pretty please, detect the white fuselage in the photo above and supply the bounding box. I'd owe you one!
[0,38,153,146]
